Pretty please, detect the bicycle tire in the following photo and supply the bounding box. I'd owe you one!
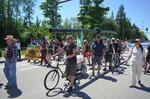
[44,70,60,90]
[81,65,87,77]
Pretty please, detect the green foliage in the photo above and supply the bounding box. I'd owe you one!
[40,0,61,28]
[78,0,109,29]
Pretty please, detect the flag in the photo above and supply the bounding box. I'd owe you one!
[76,34,82,48]
[80,31,84,43]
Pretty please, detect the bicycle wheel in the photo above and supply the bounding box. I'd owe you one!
[44,70,60,90]
[81,65,87,77]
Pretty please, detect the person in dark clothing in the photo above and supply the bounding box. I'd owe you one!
[40,38,48,66]
[0,45,3,87]
[91,36,105,76]
[104,39,115,72]
[54,35,77,92]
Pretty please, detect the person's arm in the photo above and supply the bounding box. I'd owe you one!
[143,49,146,66]
[54,48,64,56]
[126,47,134,63]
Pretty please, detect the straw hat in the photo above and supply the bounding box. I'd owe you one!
[4,35,16,41]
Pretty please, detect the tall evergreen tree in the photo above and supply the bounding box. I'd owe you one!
[115,5,126,40]
[40,0,61,28]
[78,0,109,29]
[23,0,35,27]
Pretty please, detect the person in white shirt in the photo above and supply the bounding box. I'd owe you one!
[126,39,146,88]
[16,40,21,61]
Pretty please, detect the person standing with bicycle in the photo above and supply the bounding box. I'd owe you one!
[91,36,105,76]
[104,39,115,72]
[126,39,146,88]
[54,35,77,92]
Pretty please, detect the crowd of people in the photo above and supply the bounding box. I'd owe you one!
[0,34,149,92]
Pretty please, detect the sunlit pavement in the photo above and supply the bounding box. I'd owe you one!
[0,52,150,99]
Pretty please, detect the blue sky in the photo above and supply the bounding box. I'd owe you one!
[34,0,150,32]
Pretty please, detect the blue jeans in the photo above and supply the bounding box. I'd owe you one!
[3,60,17,87]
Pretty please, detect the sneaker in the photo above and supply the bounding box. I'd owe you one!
[92,72,95,76]
[109,66,113,73]
[103,68,107,71]
[138,80,141,85]
[0,83,3,87]
[73,79,77,85]
[129,85,135,88]
[97,71,100,76]
[67,87,73,92]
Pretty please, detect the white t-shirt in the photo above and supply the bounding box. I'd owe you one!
[130,47,145,65]
[16,42,21,50]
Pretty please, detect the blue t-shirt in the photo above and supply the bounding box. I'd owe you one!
[92,42,104,57]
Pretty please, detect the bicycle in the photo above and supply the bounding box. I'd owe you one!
[112,53,126,74]
[44,58,65,90]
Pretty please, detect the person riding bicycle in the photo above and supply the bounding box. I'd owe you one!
[54,35,77,92]
[104,39,115,72]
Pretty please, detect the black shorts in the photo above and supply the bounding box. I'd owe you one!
[66,62,77,77]
[92,56,102,66]
[105,53,112,63]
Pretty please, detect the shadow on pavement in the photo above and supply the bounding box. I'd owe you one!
[134,83,150,93]
[0,83,3,88]
[63,70,116,98]
[6,87,22,98]
[100,75,117,82]
[63,85,91,99]
[46,88,62,97]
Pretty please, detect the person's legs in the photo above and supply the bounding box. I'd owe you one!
[9,62,17,87]
[109,55,113,72]
[97,57,102,74]
[18,50,21,60]
[44,53,48,65]
[41,53,44,65]
[66,63,76,92]
[137,63,143,83]
[92,57,96,76]
[131,63,137,86]
[104,55,108,71]
[3,62,12,86]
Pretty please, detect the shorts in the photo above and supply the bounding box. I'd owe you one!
[92,56,102,66]
[105,53,112,63]
[66,62,77,77]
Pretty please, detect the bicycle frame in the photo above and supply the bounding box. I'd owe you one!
[54,60,65,76]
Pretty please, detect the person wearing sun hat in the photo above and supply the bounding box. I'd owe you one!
[3,35,18,89]
[126,39,146,88]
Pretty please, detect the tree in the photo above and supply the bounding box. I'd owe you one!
[102,12,118,32]
[40,0,61,28]
[62,18,72,28]
[116,5,126,40]
[23,0,35,27]
[78,0,109,29]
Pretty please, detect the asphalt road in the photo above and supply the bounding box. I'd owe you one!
[0,52,150,99]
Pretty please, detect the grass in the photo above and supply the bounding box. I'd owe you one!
[0,49,26,57]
